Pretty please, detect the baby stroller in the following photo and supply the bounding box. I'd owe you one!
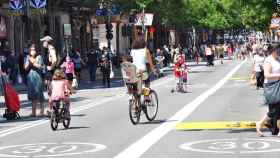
[171,60,189,93]
[1,75,20,120]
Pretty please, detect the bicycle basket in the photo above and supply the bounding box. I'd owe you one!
[121,63,138,83]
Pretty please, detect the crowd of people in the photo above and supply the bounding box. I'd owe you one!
[0,33,269,118]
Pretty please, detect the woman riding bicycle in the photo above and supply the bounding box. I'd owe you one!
[130,37,155,89]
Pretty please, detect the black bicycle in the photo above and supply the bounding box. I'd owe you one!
[50,100,71,131]
[128,85,159,125]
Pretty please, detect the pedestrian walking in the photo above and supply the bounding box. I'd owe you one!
[205,44,214,66]
[72,49,84,82]
[252,50,265,89]
[256,44,280,137]
[60,55,75,92]
[24,45,45,117]
[87,49,99,82]
[100,48,112,88]
[217,44,224,64]
[40,36,58,81]
[163,45,170,67]
[155,49,165,77]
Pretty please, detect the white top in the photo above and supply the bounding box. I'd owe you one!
[131,48,147,73]
[253,54,265,72]
[264,55,280,83]
[205,47,212,56]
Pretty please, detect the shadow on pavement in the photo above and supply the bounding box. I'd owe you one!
[227,128,270,133]
[71,114,86,117]
[70,97,90,103]
[60,126,91,130]
[139,119,177,125]
[190,70,214,74]
[78,78,125,91]
[0,116,47,124]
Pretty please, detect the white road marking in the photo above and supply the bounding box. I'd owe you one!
[0,142,106,158]
[180,139,236,154]
[114,59,247,158]
[180,138,280,154]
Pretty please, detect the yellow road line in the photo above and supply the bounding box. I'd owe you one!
[175,121,266,130]
[230,76,250,80]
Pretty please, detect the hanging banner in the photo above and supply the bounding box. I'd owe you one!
[134,13,154,26]
[9,0,24,16]
[9,0,24,10]
[29,0,47,9]
[29,0,47,15]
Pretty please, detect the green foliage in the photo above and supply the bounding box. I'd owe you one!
[115,0,275,31]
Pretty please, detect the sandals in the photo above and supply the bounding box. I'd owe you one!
[256,122,264,137]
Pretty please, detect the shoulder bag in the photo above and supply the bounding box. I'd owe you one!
[264,80,280,104]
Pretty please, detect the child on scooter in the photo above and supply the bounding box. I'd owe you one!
[48,69,71,117]
[172,54,190,93]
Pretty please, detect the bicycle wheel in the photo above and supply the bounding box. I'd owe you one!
[62,109,71,129]
[50,111,58,131]
[144,90,159,121]
[129,95,141,125]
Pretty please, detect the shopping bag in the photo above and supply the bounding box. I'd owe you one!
[72,78,78,89]
[110,70,114,79]
[110,63,114,79]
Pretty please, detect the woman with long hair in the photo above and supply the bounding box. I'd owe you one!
[24,45,45,117]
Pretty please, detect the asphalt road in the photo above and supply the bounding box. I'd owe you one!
[0,59,274,158]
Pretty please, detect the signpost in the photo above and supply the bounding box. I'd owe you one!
[64,24,72,56]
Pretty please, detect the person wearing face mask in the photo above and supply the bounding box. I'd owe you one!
[256,44,280,137]
[24,45,45,117]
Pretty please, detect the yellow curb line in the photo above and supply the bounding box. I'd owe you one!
[175,121,267,130]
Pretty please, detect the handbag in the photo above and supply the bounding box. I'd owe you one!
[250,73,257,86]
[110,62,114,79]
[264,80,280,104]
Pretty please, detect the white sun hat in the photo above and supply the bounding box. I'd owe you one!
[40,35,53,42]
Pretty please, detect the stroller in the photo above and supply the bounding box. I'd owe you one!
[171,60,189,93]
[1,75,20,120]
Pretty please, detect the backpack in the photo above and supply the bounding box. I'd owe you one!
[73,57,82,69]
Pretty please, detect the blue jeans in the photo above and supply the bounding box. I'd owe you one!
[89,65,97,81]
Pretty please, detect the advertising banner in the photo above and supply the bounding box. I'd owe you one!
[29,0,47,9]
[134,13,154,26]
[9,0,24,10]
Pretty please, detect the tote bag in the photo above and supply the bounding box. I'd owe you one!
[264,80,280,105]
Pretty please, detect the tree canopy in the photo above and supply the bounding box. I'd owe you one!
[115,0,276,31]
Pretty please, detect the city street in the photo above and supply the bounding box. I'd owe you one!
[0,59,275,158]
